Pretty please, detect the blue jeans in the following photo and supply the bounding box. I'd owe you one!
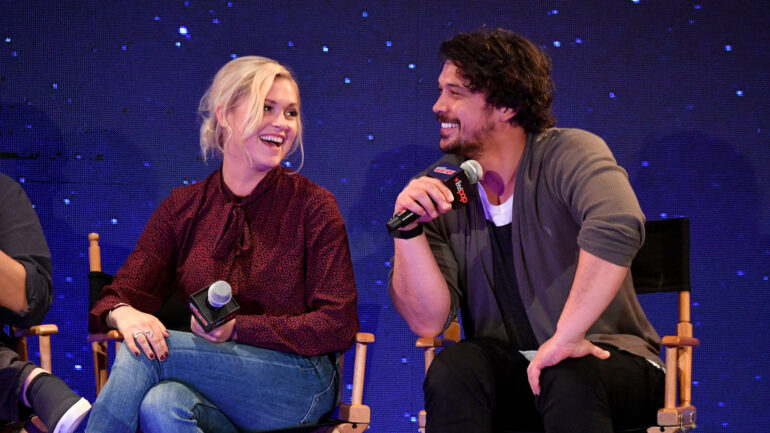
[86,330,338,433]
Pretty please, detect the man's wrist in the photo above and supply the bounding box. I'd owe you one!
[390,223,424,239]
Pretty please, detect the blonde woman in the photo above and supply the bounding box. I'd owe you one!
[87,56,358,432]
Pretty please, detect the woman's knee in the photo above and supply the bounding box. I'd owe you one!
[139,381,193,429]
[113,341,152,371]
[140,382,182,417]
[140,381,237,433]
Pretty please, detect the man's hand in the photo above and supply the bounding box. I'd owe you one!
[393,176,455,225]
[526,333,610,395]
[190,316,236,343]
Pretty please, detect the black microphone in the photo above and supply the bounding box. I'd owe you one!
[387,159,483,233]
[188,280,240,333]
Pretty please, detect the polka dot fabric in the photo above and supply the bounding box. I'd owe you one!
[89,166,359,356]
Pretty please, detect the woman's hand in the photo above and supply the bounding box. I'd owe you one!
[190,316,236,343]
[110,305,170,361]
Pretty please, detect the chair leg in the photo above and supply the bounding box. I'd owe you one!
[38,335,52,373]
[92,341,109,396]
[15,337,29,363]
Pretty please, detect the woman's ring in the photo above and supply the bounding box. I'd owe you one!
[144,330,154,338]
[132,331,143,339]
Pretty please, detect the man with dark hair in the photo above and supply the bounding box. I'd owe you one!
[389,28,664,432]
[1,174,91,433]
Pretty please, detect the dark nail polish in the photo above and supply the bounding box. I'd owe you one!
[134,351,140,356]
[149,353,155,360]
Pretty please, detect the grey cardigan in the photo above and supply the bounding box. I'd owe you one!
[417,128,661,364]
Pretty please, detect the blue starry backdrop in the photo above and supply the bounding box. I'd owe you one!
[1,1,768,431]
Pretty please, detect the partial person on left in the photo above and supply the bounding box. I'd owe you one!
[1,174,91,433]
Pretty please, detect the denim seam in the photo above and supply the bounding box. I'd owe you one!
[169,344,321,371]
[299,367,337,424]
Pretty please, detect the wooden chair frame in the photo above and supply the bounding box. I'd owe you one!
[12,325,58,373]
[87,232,374,432]
[4,325,58,433]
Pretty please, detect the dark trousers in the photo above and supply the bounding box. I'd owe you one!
[424,339,665,433]
[0,345,36,423]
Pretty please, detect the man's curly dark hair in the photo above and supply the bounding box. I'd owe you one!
[440,28,556,134]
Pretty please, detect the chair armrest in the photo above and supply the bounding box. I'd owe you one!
[416,336,458,349]
[356,333,375,344]
[416,320,462,380]
[416,318,461,349]
[14,324,59,337]
[661,335,699,347]
[13,325,58,371]
[87,330,124,343]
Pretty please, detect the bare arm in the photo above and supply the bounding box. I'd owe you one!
[391,234,452,337]
[389,176,455,337]
[0,249,28,312]
[526,248,628,394]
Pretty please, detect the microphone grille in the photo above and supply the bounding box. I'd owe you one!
[208,280,232,308]
[460,159,483,184]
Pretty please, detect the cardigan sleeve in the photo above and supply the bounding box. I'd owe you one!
[545,129,645,267]
[233,192,359,356]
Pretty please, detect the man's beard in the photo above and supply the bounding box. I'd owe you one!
[439,119,494,160]
[442,137,484,160]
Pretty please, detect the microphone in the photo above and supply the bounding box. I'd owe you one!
[387,159,483,233]
[188,280,241,333]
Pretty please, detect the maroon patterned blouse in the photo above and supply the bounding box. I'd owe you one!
[89,166,358,356]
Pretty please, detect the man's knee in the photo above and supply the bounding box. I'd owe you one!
[424,339,520,402]
[424,340,488,395]
[537,356,611,430]
[539,355,603,397]
[424,340,539,432]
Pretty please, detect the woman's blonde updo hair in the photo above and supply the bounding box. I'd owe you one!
[198,56,304,168]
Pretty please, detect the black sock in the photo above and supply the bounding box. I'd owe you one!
[24,372,82,430]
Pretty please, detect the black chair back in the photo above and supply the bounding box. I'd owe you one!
[88,271,190,332]
[631,217,691,294]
